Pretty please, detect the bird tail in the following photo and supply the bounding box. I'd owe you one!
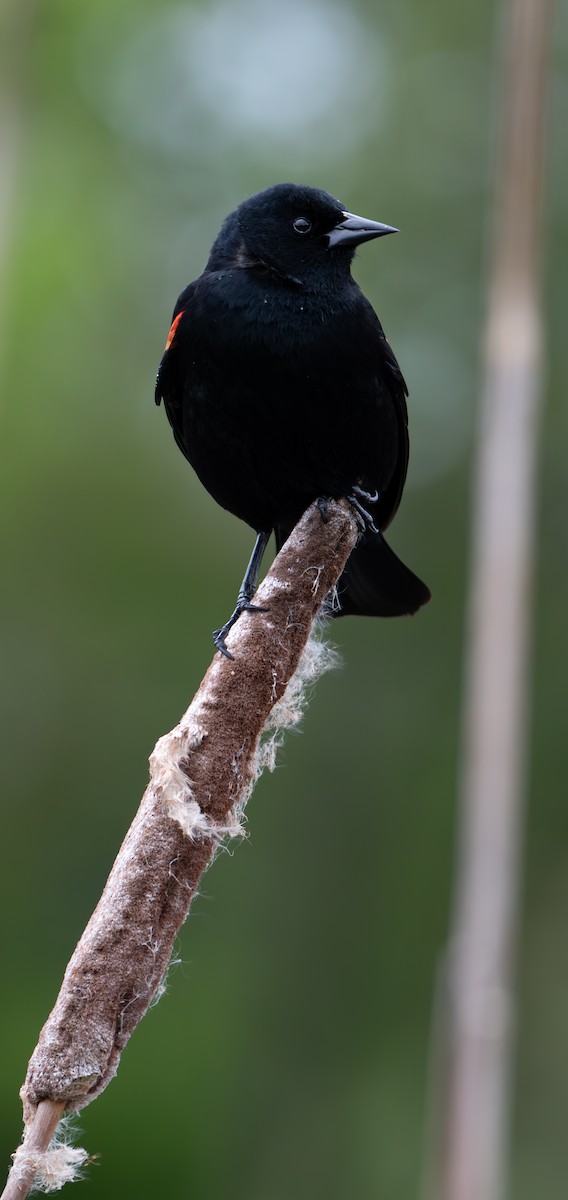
[334,531,431,617]
[275,526,430,618]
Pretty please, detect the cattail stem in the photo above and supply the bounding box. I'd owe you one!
[1,500,359,1200]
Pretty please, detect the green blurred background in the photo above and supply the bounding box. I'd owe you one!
[1,1,567,1196]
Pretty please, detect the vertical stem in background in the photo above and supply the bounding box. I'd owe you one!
[438,0,553,1198]
[0,1,35,379]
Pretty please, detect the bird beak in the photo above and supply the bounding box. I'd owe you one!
[326,211,398,249]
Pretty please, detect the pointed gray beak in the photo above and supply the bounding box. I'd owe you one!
[326,210,398,249]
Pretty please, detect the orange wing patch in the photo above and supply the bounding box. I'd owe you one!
[165,310,184,351]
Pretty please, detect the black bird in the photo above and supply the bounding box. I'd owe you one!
[155,183,430,656]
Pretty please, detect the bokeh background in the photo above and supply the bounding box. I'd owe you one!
[1,1,567,1196]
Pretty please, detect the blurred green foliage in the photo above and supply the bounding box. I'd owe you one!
[1,0,567,1196]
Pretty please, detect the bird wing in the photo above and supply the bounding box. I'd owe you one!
[154,283,196,464]
[374,327,410,533]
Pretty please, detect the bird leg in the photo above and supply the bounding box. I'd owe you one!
[213,530,270,659]
[347,484,380,534]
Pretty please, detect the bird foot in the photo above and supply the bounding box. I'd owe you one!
[213,600,269,659]
[352,484,379,505]
[347,485,380,534]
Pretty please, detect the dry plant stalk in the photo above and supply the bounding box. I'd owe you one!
[2,499,359,1200]
[0,1,36,374]
[438,0,553,1198]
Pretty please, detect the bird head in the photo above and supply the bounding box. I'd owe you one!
[207,183,397,288]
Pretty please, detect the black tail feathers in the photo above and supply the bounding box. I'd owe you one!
[334,531,430,617]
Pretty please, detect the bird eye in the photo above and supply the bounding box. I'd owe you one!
[293,217,312,234]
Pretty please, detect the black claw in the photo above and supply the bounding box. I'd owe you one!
[213,599,270,658]
[352,483,379,505]
[347,491,379,535]
[317,496,330,524]
[213,631,235,660]
[238,600,269,614]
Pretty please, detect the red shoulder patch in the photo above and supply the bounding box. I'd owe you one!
[165,310,184,351]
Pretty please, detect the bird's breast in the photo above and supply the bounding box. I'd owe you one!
[198,270,347,354]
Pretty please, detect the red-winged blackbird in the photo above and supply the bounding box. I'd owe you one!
[155,183,430,656]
